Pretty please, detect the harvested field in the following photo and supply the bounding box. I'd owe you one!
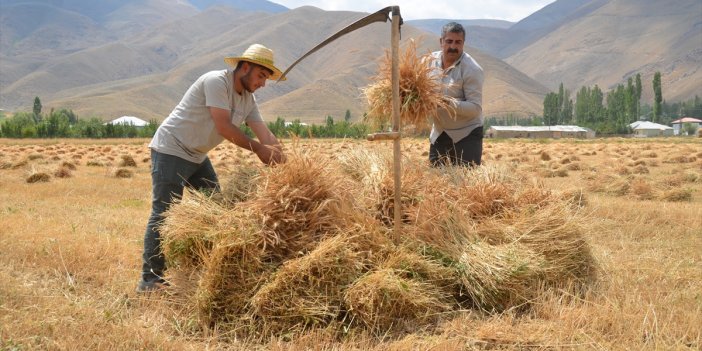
[1,137,700,350]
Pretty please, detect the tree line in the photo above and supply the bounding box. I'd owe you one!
[0,99,159,138]
[0,100,372,139]
[542,72,702,134]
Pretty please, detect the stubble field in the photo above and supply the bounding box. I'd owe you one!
[1,137,700,350]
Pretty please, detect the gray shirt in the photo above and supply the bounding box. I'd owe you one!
[149,69,263,163]
[428,51,484,143]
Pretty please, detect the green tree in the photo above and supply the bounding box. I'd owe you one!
[653,72,662,123]
[543,92,559,126]
[33,96,42,123]
[682,123,697,136]
[635,73,642,119]
[344,109,351,122]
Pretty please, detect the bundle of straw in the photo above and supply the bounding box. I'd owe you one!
[157,145,599,339]
[195,227,268,326]
[456,241,545,312]
[249,153,345,260]
[250,234,365,333]
[344,268,452,333]
[363,39,452,130]
[160,189,235,269]
[219,164,261,204]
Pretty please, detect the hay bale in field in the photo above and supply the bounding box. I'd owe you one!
[60,161,77,170]
[220,164,261,204]
[344,268,452,333]
[374,163,425,226]
[539,151,551,161]
[336,147,388,189]
[157,144,598,340]
[161,189,247,269]
[586,174,630,196]
[53,166,72,178]
[382,249,456,292]
[456,241,545,312]
[473,203,597,292]
[114,168,133,178]
[250,234,365,333]
[503,204,596,287]
[12,159,28,169]
[515,187,554,208]
[363,40,451,130]
[560,188,587,208]
[26,171,50,183]
[660,188,693,202]
[249,152,347,260]
[119,155,137,167]
[195,228,268,327]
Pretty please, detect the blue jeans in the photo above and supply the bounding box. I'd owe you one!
[141,149,219,283]
[429,127,483,167]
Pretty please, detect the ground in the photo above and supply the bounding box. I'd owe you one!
[0,137,700,350]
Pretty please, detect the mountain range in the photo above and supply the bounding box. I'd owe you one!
[0,0,699,123]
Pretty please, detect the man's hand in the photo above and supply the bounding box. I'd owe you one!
[255,144,286,165]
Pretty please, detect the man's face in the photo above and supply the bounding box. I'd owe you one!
[440,31,465,63]
[241,63,271,93]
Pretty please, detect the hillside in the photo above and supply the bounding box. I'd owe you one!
[506,0,702,101]
[3,0,697,122]
[1,5,549,122]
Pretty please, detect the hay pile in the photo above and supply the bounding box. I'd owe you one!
[160,148,597,339]
[363,40,451,131]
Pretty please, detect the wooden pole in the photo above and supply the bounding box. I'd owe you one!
[391,6,402,242]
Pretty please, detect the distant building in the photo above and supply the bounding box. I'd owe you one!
[284,121,308,127]
[486,125,595,139]
[105,116,149,127]
[671,117,702,135]
[629,121,674,137]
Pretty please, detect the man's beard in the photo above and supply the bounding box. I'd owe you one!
[241,70,255,93]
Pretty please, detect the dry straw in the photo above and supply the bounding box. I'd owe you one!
[159,146,597,339]
[344,268,452,333]
[248,152,347,260]
[250,233,365,333]
[363,39,452,131]
[457,241,546,312]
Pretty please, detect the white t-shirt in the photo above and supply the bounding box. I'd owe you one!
[149,69,263,163]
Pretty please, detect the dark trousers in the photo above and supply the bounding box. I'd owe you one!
[429,127,483,167]
[141,150,219,283]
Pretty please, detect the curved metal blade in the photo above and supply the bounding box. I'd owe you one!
[277,6,394,82]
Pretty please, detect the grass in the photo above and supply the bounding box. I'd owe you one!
[0,137,701,350]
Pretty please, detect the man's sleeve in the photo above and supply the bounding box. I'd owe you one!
[453,66,483,120]
[203,74,230,110]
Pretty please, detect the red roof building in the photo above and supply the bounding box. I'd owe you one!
[671,117,702,124]
[671,117,702,135]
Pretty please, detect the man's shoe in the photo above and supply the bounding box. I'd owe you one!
[136,279,170,293]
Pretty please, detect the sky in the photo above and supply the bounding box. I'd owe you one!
[269,0,557,22]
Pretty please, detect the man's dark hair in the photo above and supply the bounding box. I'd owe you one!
[441,22,466,39]
[236,60,274,75]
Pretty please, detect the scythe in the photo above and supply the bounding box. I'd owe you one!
[278,6,404,242]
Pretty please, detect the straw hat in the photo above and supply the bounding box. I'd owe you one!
[224,44,285,81]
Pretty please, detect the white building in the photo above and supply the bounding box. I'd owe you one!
[105,116,149,127]
[629,121,674,137]
[486,125,596,139]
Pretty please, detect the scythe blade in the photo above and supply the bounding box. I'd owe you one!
[277,6,399,82]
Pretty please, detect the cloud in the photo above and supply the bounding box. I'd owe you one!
[270,0,555,22]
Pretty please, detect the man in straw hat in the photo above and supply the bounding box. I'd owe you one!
[428,22,484,167]
[137,44,286,292]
